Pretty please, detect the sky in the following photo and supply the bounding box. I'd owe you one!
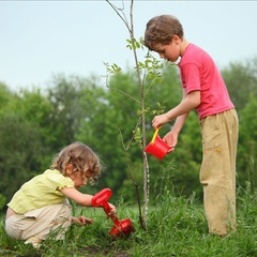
[1,0,257,91]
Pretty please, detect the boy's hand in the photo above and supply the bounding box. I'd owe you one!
[163,131,178,152]
[72,216,93,226]
[152,113,170,129]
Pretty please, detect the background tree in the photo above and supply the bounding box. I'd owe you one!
[237,94,257,191]
[0,116,45,204]
[222,57,257,110]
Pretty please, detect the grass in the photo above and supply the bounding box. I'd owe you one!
[1,187,257,257]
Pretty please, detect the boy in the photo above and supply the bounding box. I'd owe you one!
[144,15,238,236]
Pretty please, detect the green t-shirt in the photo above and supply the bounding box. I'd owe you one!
[8,169,74,214]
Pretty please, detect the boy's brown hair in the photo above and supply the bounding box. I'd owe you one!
[144,15,184,50]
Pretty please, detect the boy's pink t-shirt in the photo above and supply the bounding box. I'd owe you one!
[178,43,234,119]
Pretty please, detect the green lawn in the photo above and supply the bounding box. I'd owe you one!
[1,188,257,257]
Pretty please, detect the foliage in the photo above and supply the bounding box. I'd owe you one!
[237,94,257,191]
[1,57,257,208]
[0,113,45,202]
[0,194,6,210]
[222,57,257,110]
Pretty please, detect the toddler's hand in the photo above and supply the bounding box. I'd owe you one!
[107,203,117,217]
[72,216,93,226]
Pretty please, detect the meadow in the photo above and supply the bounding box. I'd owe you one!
[0,186,257,257]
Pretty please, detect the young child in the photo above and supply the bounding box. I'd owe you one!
[5,141,116,248]
[144,15,238,236]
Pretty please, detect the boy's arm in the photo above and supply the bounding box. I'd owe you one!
[163,113,188,151]
[154,89,200,151]
[170,88,190,134]
[152,89,200,129]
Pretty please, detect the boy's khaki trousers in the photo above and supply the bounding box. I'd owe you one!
[5,201,72,241]
[199,109,238,236]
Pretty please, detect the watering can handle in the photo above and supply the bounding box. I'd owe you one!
[151,127,160,143]
[91,188,112,206]
[102,202,119,223]
[91,188,119,221]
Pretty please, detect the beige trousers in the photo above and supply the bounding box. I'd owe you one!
[5,202,72,241]
[199,109,238,236]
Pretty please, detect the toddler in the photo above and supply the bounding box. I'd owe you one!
[5,141,116,248]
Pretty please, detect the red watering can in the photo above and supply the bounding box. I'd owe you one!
[144,127,170,159]
[91,188,135,238]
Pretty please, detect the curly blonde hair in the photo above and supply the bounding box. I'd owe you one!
[51,142,102,184]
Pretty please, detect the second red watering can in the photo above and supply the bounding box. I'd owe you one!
[91,188,135,238]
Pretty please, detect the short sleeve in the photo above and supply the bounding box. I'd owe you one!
[180,63,201,93]
[44,169,74,190]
